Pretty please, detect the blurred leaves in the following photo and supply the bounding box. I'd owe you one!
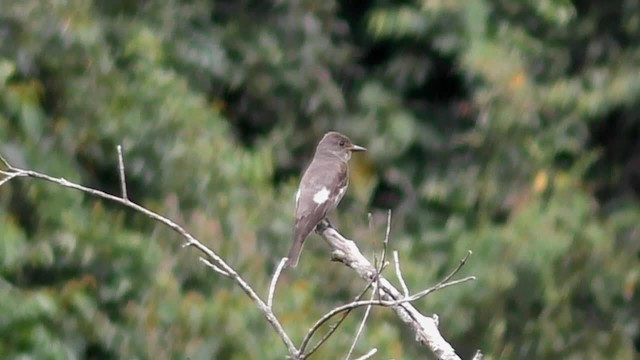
[1,0,639,359]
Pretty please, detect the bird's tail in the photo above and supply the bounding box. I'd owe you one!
[285,235,305,268]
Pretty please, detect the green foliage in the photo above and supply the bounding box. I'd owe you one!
[1,0,639,359]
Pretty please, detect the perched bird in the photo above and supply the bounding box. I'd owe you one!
[286,131,366,268]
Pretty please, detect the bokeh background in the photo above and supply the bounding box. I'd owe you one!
[1,0,640,359]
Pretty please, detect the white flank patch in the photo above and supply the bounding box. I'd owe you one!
[295,189,300,205]
[313,187,330,204]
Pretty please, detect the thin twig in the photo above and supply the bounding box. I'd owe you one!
[0,153,12,169]
[373,210,392,300]
[384,210,391,246]
[377,210,392,276]
[302,279,377,357]
[405,276,475,303]
[440,250,473,285]
[346,283,377,359]
[393,251,409,297]
[305,275,475,335]
[353,348,377,360]
[199,257,231,277]
[0,172,19,187]
[116,145,128,200]
[268,258,288,309]
[303,312,350,358]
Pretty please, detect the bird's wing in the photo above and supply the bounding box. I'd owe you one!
[288,159,348,268]
[295,159,347,221]
[294,160,347,236]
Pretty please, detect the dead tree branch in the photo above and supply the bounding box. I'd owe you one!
[311,221,477,360]
[0,149,299,357]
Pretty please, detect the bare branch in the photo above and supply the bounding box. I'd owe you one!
[317,224,475,360]
[0,156,299,358]
[116,145,128,200]
[393,251,409,297]
[346,283,377,359]
[199,257,231,277]
[353,348,377,360]
[268,258,288,309]
[301,212,394,358]
[303,275,475,340]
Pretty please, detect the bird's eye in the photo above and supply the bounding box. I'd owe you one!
[339,140,346,147]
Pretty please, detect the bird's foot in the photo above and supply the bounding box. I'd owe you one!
[315,218,333,233]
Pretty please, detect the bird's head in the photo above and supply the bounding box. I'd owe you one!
[316,131,366,161]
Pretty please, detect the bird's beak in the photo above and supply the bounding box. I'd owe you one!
[349,144,367,152]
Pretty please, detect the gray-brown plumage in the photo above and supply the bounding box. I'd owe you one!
[286,131,366,268]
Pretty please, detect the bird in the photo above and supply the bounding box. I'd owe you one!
[286,131,366,268]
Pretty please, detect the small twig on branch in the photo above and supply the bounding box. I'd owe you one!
[304,275,475,336]
[377,210,392,274]
[375,210,392,295]
[383,210,391,248]
[440,250,472,285]
[0,172,19,187]
[268,258,288,309]
[346,283,377,359]
[199,257,231,277]
[0,153,12,169]
[116,145,128,200]
[353,348,377,360]
[393,251,409,297]
[301,278,378,358]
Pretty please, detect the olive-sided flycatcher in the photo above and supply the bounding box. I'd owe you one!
[286,131,366,268]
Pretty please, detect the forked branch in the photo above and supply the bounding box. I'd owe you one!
[310,221,478,360]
